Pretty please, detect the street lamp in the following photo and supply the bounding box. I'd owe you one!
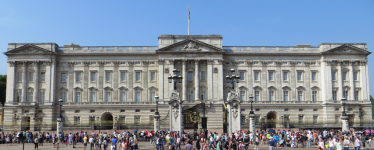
[168,69,183,90]
[249,95,254,115]
[341,98,347,116]
[226,69,240,90]
[96,117,100,134]
[155,95,159,116]
[57,98,63,150]
[154,95,160,132]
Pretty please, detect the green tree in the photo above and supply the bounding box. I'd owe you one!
[0,75,6,105]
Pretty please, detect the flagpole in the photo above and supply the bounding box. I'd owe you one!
[188,5,190,35]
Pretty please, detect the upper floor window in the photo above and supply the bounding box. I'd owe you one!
[297,72,303,81]
[268,72,274,81]
[269,91,274,101]
[120,72,126,81]
[105,72,111,82]
[41,72,45,81]
[91,72,96,82]
[135,72,141,81]
[150,91,155,102]
[354,91,359,101]
[105,92,111,102]
[76,72,81,82]
[298,91,303,101]
[150,72,156,81]
[18,73,22,82]
[60,92,66,102]
[188,71,193,81]
[240,91,245,101]
[283,91,289,101]
[332,91,337,101]
[254,91,260,101]
[297,62,302,65]
[353,72,358,81]
[61,73,67,82]
[332,72,337,81]
[311,72,317,81]
[342,72,347,81]
[282,62,287,65]
[135,91,141,102]
[75,92,81,102]
[188,91,194,101]
[200,71,206,80]
[29,72,34,82]
[283,72,288,81]
[240,72,245,81]
[254,72,260,81]
[201,91,206,100]
[343,91,348,99]
[312,91,317,101]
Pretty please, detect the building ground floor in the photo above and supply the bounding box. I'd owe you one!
[2,100,373,132]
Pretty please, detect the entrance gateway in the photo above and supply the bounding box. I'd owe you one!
[267,111,277,128]
[101,112,113,130]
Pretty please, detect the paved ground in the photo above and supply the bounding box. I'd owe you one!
[0,140,373,150]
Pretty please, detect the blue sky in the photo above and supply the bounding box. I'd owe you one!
[0,0,373,95]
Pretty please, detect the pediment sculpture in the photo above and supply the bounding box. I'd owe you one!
[181,42,202,51]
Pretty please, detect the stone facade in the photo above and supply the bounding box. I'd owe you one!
[2,35,372,132]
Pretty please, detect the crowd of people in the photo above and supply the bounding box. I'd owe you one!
[0,128,372,150]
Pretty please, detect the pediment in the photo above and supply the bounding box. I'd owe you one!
[4,44,57,55]
[156,39,224,53]
[321,44,371,55]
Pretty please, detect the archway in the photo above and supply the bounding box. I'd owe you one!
[101,113,113,130]
[267,111,277,128]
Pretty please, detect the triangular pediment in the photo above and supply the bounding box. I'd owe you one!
[4,44,57,55]
[156,39,224,53]
[321,44,371,55]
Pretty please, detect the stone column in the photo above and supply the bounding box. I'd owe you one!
[33,61,39,103]
[50,60,57,103]
[207,60,213,100]
[341,115,349,132]
[290,62,296,100]
[349,62,355,100]
[195,59,200,101]
[158,59,165,100]
[275,62,282,100]
[261,61,268,100]
[337,62,343,100]
[247,61,253,100]
[128,61,134,101]
[305,63,311,100]
[154,114,160,132]
[6,61,16,104]
[113,61,120,101]
[68,62,75,102]
[217,59,224,100]
[321,60,332,101]
[249,114,255,133]
[98,62,105,101]
[182,60,187,101]
[22,61,27,102]
[359,61,369,100]
[142,61,149,101]
[83,62,90,102]
[57,117,64,134]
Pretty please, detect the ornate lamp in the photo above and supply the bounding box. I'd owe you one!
[168,75,172,83]
[155,95,159,116]
[341,97,347,116]
[249,95,254,115]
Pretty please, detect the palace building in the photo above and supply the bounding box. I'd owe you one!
[3,35,372,132]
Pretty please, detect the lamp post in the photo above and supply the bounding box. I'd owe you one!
[154,95,160,132]
[249,95,255,133]
[57,98,63,150]
[168,69,183,90]
[341,98,349,132]
[96,117,100,134]
[226,69,240,90]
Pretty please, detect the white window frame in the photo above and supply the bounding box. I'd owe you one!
[240,91,245,101]
[354,91,359,101]
[297,91,303,101]
[90,92,96,102]
[40,92,45,103]
[342,72,348,81]
[254,91,260,101]
[76,72,82,82]
[60,92,66,102]
[188,71,193,81]
[150,91,155,102]
[343,91,348,99]
[28,92,33,102]
[240,72,245,81]
[201,91,206,100]
[353,72,358,81]
[188,91,194,101]
[297,71,303,81]
[135,72,141,81]
[91,72,96,82]
[268,72,274,81]
[332,91,337,101]
[269,91,274,101]
[201,71,206,80]
[120,71,126,82]
[283,91,289,101]
[75,92,81,102]
[120,92,126,102]
[135,91,141,102]
[312,91,317,101]
[283,72,288,81]
[150,72,156,81]
[254,71,260,81]
[105,92,111,102]
[18,72,22,82]
[311,72,317,81]
[105,72,111,82]
[40,72,45,82]
[332,71,336,81]
[61,73,67,82]
[29,72,34,82]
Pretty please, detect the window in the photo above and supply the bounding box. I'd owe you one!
[331,62,337,65]
[76,62,81,65]
[119,116,125,123]
[150,72,156,81]
[283,72,288,81]
[28,92,33,102]
[74,116,80,125]
[134,62,140,65]
[75,92,81,102]
[253,62,259,65]
[240,72,245,81]
[313,109,318,111]
[284,109,289,111]
[201,71,206,80]
[188,71,193,81]
[29,72,33,81]
[348,108,353,111]
[332,91,337,101]
[299,115,304,124]
[149,115,154,124]
[269,91,274,101]
[353,72,358,81]
[40,92,45,103]
[135,72,141,81]
[105,72,111,82]
[332,72,336,81]
[299,109,303,111]
[343,91,348,99]
[201,91,206,100]
[105,92,111,102]
[91,62,96,65]
[150,91,155,102]
[16,92,21,102]
[188,91,194,101]
[120,110,125,112]
[311,62,316,65]
[135,92,141,102]
[335,108,339,111]
[297,62,302,65]
[41,72,45,81]
[90,110,95,113]
[106,62,111,65]
[268,72,274,81]
[18,73,22,82]
[312,91,317,101]
[335,115,340,123]
[255,109,260,111]
[240,91,245,101]
[297,72,302,81]
[61,92,66,102]
[342,72,347,81]
[282,62,287,65]
[134,115,140,124]
[76,72,81,82]
[313,115,318,124]
[90,92,96,102]
[354,91,359,101]
[298,91,303,101]
[61,73,66,82]
[120,72,126,81]
[135,109,140,112]
[311,72,316,81]
[254,91,260,101]
[120,92,126,102]
[268,62,273,65]
[254,72,260,81]
[91,72,96,82]
[283,91,288,101]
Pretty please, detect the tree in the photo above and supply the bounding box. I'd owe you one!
[0,75,6,105]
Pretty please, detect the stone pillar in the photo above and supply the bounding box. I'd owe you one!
[207,60,213,100]
[154,114,160,132]
[261,62,268,100]
[6,61,16,104]
[169,100,182,132]
[113,61,120,101]
[341,115,349,132]
[359,61,369,100]
[249,114,255,133]
[337,62,343,100]
[158,59,165,100]
[57,117,64,134]
[50,60,57,103]
[275,62,282,100]
[227,99,241,134]
[128,61,134,101]
[290,62,296,100]
[45,61,51,103]
[83,62,90,102]
[22,61,27,102]
[195,59,200,101]
[182,60,187,101]
[217,59,224,100]
[142,61,149,101]
[349,62,355,100]
[68,62,75,102]
[305,63,311,100]
[98,62,105,101]
[33,61,39,103]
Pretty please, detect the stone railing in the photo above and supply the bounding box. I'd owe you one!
[223,46,319,51]
[58,46,159,51]
[241,101,323,104]
[62,101,156,105]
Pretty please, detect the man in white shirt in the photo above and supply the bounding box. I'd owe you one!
[249,132,254,145]
[354,136,361,150]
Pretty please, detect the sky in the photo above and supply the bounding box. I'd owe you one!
[0,0,373,95]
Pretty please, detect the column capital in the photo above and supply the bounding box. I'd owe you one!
[157,59,165,65]
[217,59,224,65]
[113,61,120,66]
[194,59,200,62]
[142,61,149,66]
[168,59,175,64]
[7,61,16,67]
[207,59,214,65]
[83,61,90,66]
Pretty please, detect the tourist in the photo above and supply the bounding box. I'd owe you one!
[336,139,342,150]
[269,137,276,150]
[112,136,118,149]
[254,135,259,150]
[34,136,39,150]
[354,136,361,150]
[83,135,88,150]
[185,139,193,150]
[343,136,350,150]
[90,136,95,150]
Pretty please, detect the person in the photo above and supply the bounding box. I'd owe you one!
[112,136,118,149]
[72,134,76,148]
[254,135,259,150]
[83,135,88,150]
[360,135,366,150]
[111,142,116,150]
[34,136,39,150]
[328,138,335,150]
[269,137,276,150]
[185,140,193,150]
[336,139,342,150]
[89,136,95,150]
[343,136,350,150]
[133,140,138,150]
[354,136,361,150]
[231,138,237,150]
[121,140,126,150]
